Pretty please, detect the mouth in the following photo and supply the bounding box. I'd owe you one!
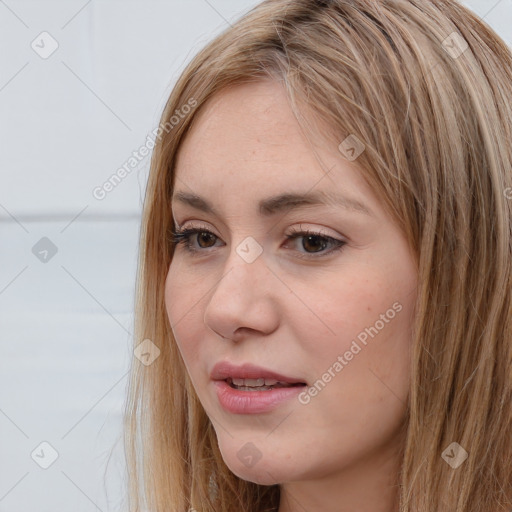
[224,376,306,391]
[211,361,307,389]
[211,361,308,414]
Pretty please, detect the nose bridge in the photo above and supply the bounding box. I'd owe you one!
[216,235,268,297]
[203,237,278,338]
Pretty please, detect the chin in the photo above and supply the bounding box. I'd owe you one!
[217,441,288,485]
[227,462,284,486]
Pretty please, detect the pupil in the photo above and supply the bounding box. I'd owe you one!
[303,235,326,253]
[198,232,215,248]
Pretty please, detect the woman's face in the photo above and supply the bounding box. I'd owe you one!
[165,80,417,491]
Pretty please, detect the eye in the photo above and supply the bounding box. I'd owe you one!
[284,225,346,259]
[169,224,220,253]
[169,224,347,259]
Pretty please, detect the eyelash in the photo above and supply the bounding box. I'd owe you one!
[169,225,347,260]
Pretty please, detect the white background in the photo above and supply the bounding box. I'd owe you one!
[0,1,510,511]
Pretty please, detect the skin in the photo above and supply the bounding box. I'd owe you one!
[165,79,418,512]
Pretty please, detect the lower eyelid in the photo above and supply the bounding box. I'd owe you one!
[172,227,346,258]
[285,234,346,257]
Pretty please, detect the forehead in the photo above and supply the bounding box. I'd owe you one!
[176,80,312,166]
[172,80,379,218]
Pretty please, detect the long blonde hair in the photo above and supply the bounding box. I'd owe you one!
[123,1,512,510]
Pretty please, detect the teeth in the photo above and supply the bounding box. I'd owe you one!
[232,377,265,386]
[236,386,274,391]
[229,377,286,387]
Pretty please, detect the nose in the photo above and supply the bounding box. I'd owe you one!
[203,248,280,342]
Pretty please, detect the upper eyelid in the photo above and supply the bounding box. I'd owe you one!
[173,222,343,241]
[171,227,348,260]
[171,226,346,258]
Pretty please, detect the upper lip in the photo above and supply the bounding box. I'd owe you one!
[211,361,306,384]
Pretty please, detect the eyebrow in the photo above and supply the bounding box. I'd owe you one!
[171,190,374,217]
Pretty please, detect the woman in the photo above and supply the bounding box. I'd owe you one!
[123,1,512,511]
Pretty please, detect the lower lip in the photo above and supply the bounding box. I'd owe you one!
[213,380,306,414]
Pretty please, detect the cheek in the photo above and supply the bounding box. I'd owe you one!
[164,263,182,332]
[294,276,412,449]
[298,271,403,345]
[297,268,414,395]
[164,257,204,324]
[164,262,204,369]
